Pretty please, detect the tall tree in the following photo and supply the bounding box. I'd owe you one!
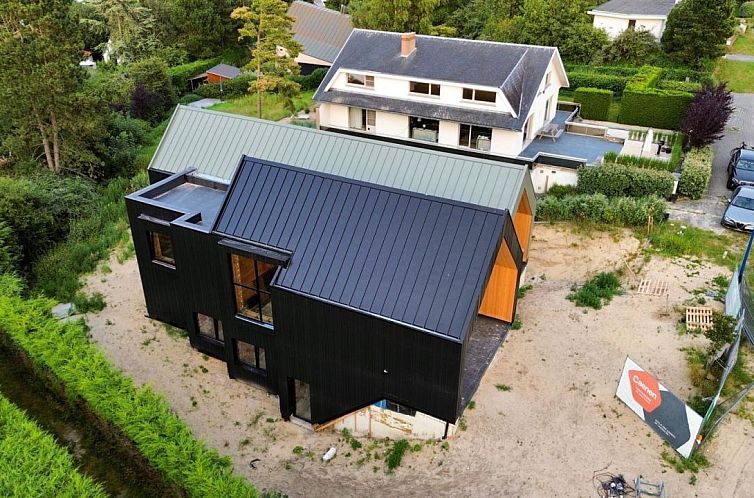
[82,0,159,64]
[231,0,302,119]
[0,0,103,174]
[596,28,661,66]
[170,0,238,59]
[680,84,734,148]
[349,0,441,34]
[662,0,736,68]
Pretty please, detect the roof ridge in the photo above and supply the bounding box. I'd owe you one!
[350,28,558,52]
[291,0,351,18]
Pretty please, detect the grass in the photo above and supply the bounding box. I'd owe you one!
[567,272,622,309]
[641,222,746,270]
[385,439,409,471]
[661,447,710,474]
[209,90,315,121]
[495,383,512,392]
[732,28,754,56]
[0,393,107,497]
[516,283,533,299]
[72,292,107,313]
[714,59,754,93]
[0,274,257,497]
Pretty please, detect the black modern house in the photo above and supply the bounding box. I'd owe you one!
[128,106,535,430]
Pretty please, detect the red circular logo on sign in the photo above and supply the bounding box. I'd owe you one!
[629,370,662,413]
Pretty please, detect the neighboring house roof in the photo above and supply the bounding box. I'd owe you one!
[149,106,534,216]
[314,29,565,131]
[589,0,677,17]
[190,64,241,81]
[214,156,507,340]
[288,1,353,63]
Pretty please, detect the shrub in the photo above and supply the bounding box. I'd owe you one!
[660,67,714,86]
[178,93,203,105]
[167,57,222,92]
[578,163,675,198]
[656,80,702,93]
[535,193,666,227]
[618,66,695,129]
[99,114,151,178]
[128,58,177,124]
[597,29,662,66]
[573,87,613,121]
[678,147,714,199]
[0,394,107,497]
[0,274,257,497]
[741,1,754,18]
[565,64,640,77]
[567,72,629,95]
[568,272,622,309]
[196,73,257,99]
[386,439,409,470]
[546,184,579,198]
[602,151,678,172]
[680,84,735,147]
[291,68,328,91]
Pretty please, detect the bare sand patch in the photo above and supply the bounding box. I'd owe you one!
[83,224,754,497]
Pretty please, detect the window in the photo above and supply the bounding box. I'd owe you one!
[545,71,552,87]
[150,232,175,267]
[462,88,496,104]
[292,379,312,422]
[409,116,439,142]
[347,73,374,87]
[348,107,376,131]
[628,19,636,29]
[235,340,266,371]
[410,81,440,96]
[231,253,276,325]
[459,124,492,151]
[196,313,223,343]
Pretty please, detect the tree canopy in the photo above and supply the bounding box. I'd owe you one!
[662,0,736,68]
[350,0,441,34]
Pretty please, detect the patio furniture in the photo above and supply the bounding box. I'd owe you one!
[538,123,562,142]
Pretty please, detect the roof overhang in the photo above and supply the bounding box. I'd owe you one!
[587,10,668,20]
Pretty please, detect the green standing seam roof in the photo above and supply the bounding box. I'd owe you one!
[148,105,535,216]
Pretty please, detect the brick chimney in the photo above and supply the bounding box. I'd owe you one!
[401,32,416,57]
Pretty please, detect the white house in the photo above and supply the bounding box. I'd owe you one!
[313,30,568,158]
[588,0,680,40]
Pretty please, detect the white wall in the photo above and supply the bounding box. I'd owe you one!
[334,405,457,440]
[375,111,408,138]
[530,164,578,194]
[592,14,666,40]
[490,128,524,156]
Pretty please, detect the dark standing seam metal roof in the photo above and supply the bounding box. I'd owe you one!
[213,157,508,341]
[313,29,560,131]
[205,64,241,79]
[288,1,353,63]
[591,0,676,16]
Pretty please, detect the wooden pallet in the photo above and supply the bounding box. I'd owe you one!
[686,307,714,331]
[636,279,669,296]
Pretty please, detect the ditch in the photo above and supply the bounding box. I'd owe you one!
[0,344,177,498]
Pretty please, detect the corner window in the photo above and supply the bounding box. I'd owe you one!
[462,88,496,104]
[235,340,266,372]
[196,313,224,343]
[347,73,374,88]
[150,231,175,267]
[459,124,492,151]
[231,254,276,325]
[410,81,440,96]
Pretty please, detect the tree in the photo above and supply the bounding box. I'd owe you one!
[82,0,160,64]
[0,0,104,174]
[662,0,736,68]
[596,28,662,66]
[349,0,441,34]
[127,57,176,123]
[447,0,522,39]
[680,84,734,148]
[232,0,302,119]
[169,0,239,59]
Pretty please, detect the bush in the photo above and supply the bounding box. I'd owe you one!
[546,184,579,198]
[178,93,203,105]
[656,80,702,93]
[597,29,662,66]
[291,68,328,91]
[681,84,735,147]
[565,64,639,77]
[0,274,257,497]
[619,88,694,129]
[660,67,714,86]
[167,57,222,92]
[128,58,177,124]
[99,114,150,178]
[535,193,666,227]
[573,87,613,120]
[740,1,754,18]
[0,394,107,497]
[578,163,675,198]
[567,72,629,95]
[678,147,714,199]
[386,439,409,470]
[568,272,622,309]
[196,73,256,99]
[602,151,678,172]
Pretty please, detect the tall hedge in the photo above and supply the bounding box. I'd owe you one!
[573,87,613,120]
[617,66,694,129]
[678,147,714,199]
[741,1,754,17]
[167,57,222,92]
[535,193,666,227]
[578,163,675,198]
[568,72,629,95]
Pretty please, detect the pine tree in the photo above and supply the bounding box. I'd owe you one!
[661,0,736,68]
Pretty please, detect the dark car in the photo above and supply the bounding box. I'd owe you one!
[722,186,754,232]
[727,143,754,189]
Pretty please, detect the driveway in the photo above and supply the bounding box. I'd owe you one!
[667,93,754,232]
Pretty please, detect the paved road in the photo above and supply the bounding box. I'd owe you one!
[725,54,754,63]
[667,93,754,232]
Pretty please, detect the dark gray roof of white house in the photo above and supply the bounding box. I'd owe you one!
[314,29,561,131]
[214,157,508,340]
[590,0,676,16]
[289,1,353,63]
[206,64,241,79]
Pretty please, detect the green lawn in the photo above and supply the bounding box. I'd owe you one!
[209,90,315,121]
[715,59,754,93]
[732,27,754,56]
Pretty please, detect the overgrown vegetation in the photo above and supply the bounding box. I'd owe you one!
[644,222,745,270]
[577,163,675,199]
[385,439,409,471]
[567,272,622,309]
[0,393,107,497]
[536,194,666,227]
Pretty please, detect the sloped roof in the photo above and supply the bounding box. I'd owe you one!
[289,1,353,63]
[206,64,241,79]
[214,157,507,340]
[314,29,562,131]
[590,0,676,17]
[148,106,534,216]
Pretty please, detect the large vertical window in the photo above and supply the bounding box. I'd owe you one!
[348,107,376,132]
[231,254,276,325]
[196,313,224,343]
[459,124,492,151]
[150,231,175,267]
[235,340,266,371]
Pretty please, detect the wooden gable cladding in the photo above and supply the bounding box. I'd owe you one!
[479,240,518,322]
[513,192,533,262]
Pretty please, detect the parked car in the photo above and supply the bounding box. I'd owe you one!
[722,186,754,232]
[727,143,754,189]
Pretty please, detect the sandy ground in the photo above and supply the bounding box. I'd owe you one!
[83,224,754,497]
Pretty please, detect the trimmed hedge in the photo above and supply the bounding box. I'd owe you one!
[0,275,256,497]
[167,58,222,92]
[656,79,702,93]
[740,1,754,18]
[573,87,613,121]
[659,67,714,86]
[678,147,714,199]
[565,64,640,77]
[568,72,628,95]
[195,73,256,99]
[535,193,666,227]
[0,394,107,497]
[618,66,694,129]
[603,151,678,172]
[291,67,328,91]
[578,163,675,198]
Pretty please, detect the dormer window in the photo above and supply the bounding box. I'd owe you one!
[347,73,374,88]
[410,81,440,96]
[462,88,496,103]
